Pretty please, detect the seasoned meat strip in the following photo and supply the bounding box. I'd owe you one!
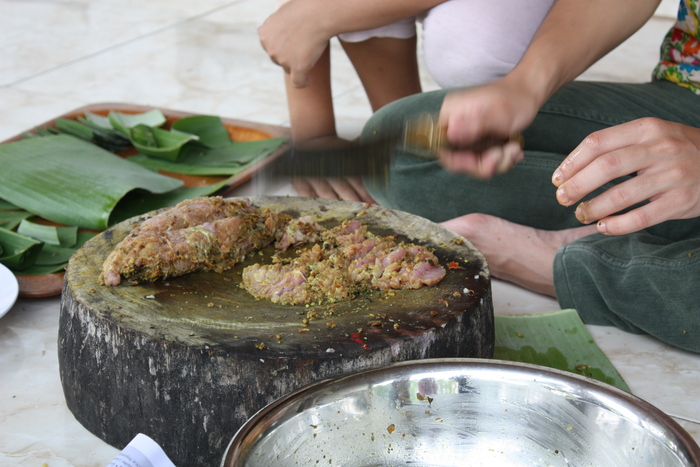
[100,197,290,286]
[241,220,446,305]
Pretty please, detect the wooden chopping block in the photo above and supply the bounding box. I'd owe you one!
[58,196,494,467]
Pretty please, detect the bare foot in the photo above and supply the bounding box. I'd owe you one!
[440,214,598,297]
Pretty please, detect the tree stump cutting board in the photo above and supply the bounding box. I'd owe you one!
[58,196,494,467]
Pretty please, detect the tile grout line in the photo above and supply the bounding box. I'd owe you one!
[0,0,250,90]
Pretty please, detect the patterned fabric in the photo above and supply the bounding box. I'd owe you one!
[653,0,700,94]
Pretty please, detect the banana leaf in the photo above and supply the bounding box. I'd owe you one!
[0,210,31,230]
[109,177,232,225]
[0,199,20,210]
[75,116,132,151]
[55,118,94,141]
[83,111,113,129]
[0,226,43,271]
[494,309,630,392]
[0,134,183,230]
[127,137,287,175]
[171,115,232,148]
[17,219,78,247]
[108,109,166,135]
[130,124,199,161]
[19,231,96,275]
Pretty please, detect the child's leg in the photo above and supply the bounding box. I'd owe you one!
[340,35,423,112]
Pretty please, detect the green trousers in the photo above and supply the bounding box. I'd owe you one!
[361,80,700,353]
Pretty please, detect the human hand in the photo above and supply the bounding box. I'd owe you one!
[437,78,540,179]
[258,0,331,87]
[552,118,700,235]
[292,176,377,204]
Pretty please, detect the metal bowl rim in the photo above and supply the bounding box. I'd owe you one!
[221,357,700,466]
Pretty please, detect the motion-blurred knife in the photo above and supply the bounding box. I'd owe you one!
[264,113,523,180]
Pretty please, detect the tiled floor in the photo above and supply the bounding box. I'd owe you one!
[1,1,699,465]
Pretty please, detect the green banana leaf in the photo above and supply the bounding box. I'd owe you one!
[18,231,96,275]
[494,309,630,392]
[171,115,232,148]
[108,109,166,135]
[0,199,20,210]
[127,137,287,175]
[0,210,31,230]
[17,219,78,247]
[55,118,94,141]
[0,226,43,271]
[130,124,199,161]
[108,177,233,225]
[0,134,183,230]
[83,110,115,130]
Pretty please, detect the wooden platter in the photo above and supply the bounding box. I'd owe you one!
[1,103,290,298]
[58,196,494,467]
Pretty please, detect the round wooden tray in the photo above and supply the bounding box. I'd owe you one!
[59,196,494,467]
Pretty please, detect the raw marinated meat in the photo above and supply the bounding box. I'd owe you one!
[241,220,446,305]
[100,197,290,286]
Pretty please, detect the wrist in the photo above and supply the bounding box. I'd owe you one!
[503,59,561,111]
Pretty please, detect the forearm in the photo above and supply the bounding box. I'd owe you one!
[506,0,661,108]
[285,46,337,142]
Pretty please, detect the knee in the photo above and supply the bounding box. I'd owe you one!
[361,89,449,141]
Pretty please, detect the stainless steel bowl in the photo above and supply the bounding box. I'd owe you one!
[222,358,700,467]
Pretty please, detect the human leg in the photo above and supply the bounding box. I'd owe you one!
[554,230,700,352]
[361,80,700,350]
[340,35,423,112]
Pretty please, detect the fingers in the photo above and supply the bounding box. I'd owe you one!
[439,141,524,179]
[551,118,700,235]
[571,176,660,231]
[346,177,378,204]
[552,120,654,190]
[292,177,373,202]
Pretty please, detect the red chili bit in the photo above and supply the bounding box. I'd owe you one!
[447,261,460,270]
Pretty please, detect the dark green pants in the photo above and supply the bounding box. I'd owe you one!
[361,80,700,353]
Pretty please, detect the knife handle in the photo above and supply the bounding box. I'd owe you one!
[402,112,524,158]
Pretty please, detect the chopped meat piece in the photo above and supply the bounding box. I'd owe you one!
[274,216,324,252]
[241,220,446,305]
[100,196,290,286]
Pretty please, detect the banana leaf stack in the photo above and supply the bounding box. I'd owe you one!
[0,109,286,276]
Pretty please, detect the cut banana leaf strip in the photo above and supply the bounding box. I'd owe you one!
[17,219,78,247]
[35,126,61,137]
[55,118,94,142]
[0,210,31,230]
[19,231,96,274]
[0,226,43,271]
[130,124,199,161]
[0,134,183,230]
[83,110,115,130]
[33,231,95,267]
[127,137,287,175]
[0,199,20,210]
[494,309,630,392]
[108,109,166,136]
[77,116,131,148]
[171,115,231,148]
